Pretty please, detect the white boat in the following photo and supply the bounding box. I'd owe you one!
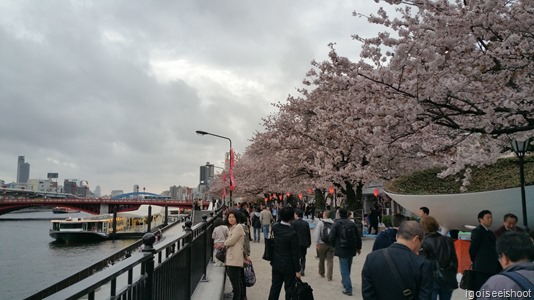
[49,205,166,242]
[52,206,81,214]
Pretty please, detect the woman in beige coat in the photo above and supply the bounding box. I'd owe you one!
[225,210,245,300]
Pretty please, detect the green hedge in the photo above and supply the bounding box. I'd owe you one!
[385,156,534,194]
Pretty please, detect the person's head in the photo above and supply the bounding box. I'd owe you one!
[322,210,330,219]
[256,206,261,212]
[392,214,407,228]
[496,232,534,268]
[477,210,493,227]
[339,208,348,218]
[418,206,429,217]
[280,206,295,222]
[396,221,424,253]
[503,213,519,230]
[214,217,224,228]
[227,209,242,226]
[295,209,304,219]
[241,202,248,209]
[420,216,439,233]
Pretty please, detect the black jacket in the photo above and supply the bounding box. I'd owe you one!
[329,217,362,258]
[420,232,458,289]
[270,222,300,273]
[290,218,311,248]
[372,228,397,251]
[362,243,433,300]
[469,224,502,275]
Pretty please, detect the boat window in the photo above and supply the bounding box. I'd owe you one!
[60,223,83,229]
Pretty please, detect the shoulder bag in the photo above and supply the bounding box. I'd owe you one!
[215,246,227,263]
[383,250,415,300]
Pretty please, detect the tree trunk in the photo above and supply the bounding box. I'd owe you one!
[315,189,326,210]
[345,181,364,236]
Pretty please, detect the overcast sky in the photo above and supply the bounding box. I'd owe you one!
[0,0,387,195]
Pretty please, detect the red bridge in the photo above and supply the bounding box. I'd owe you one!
[0,198,210,215]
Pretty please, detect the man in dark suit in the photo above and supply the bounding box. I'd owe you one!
[329,208,362,296]
[291,209,312,276]
[469,210,502,294]
[493,213,525,238]
[362,221,433,299]
[268,206,301,300]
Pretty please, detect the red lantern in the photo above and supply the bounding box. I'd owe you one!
[278,194,282,200]
[298,193,303,200]
[329,186,334,194]
[269,195,272,200]
[286,192,290,197]
[373,188,379,197]
[264,197,268,203]
[308,187,313,194]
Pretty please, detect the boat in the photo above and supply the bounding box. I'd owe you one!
[49,205,166,242]
[52,206,81,214]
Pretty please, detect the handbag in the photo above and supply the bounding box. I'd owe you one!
[244,260,256,287]
[288,278,314,300]
[215,246,227,263]
[459,264,476,291]
[262,226,274,261]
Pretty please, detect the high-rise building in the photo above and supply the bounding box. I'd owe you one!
[94,186,101,197]
[199,162,215,186]
[63,179,78,196]
[16,156,30,183]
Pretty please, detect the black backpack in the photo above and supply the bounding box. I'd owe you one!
[340,221,357,248]
[320,221,333,244]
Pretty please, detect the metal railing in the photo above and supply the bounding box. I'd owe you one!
[30,208,221,300]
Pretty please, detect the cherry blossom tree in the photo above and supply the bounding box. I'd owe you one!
[236,0,534,206]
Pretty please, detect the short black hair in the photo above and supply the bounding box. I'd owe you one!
[503,213,518,222]
[295,209,303,218]
[339,208,348,218]
[477,210,492,221]
[496,232,534,262]
[280,206,295,222]
[419,207,429,215]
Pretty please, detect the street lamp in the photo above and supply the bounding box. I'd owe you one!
[511,138,530,231]
[196,130,233,206]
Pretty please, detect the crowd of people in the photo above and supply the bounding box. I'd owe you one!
[211,202,534,300]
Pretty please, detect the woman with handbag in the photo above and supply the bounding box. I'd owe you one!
[420,216,459,300]
[225,210,246,300]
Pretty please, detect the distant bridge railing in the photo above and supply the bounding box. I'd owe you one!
[30,208,222,300]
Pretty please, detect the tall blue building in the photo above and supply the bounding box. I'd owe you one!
[16,156,30,183]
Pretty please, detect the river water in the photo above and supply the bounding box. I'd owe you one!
[0,208,137,300]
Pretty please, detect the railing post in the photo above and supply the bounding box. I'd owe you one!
[183,220,193,297]
[142,233,156,300]
[201,215,209,282]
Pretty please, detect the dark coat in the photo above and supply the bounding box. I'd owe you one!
[420,232,458,290]
[372,228,397,251]
[329,217,362,258]
[290,218,312,248]
[362,243,433,300]
[493,224,524,238]
[469,225,502,275]
[270,222,300,273]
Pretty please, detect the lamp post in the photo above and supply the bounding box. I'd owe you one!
[511,138,530,231]
[196,130,233,207]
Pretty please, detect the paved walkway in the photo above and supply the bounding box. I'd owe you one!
[224,230,469,299]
